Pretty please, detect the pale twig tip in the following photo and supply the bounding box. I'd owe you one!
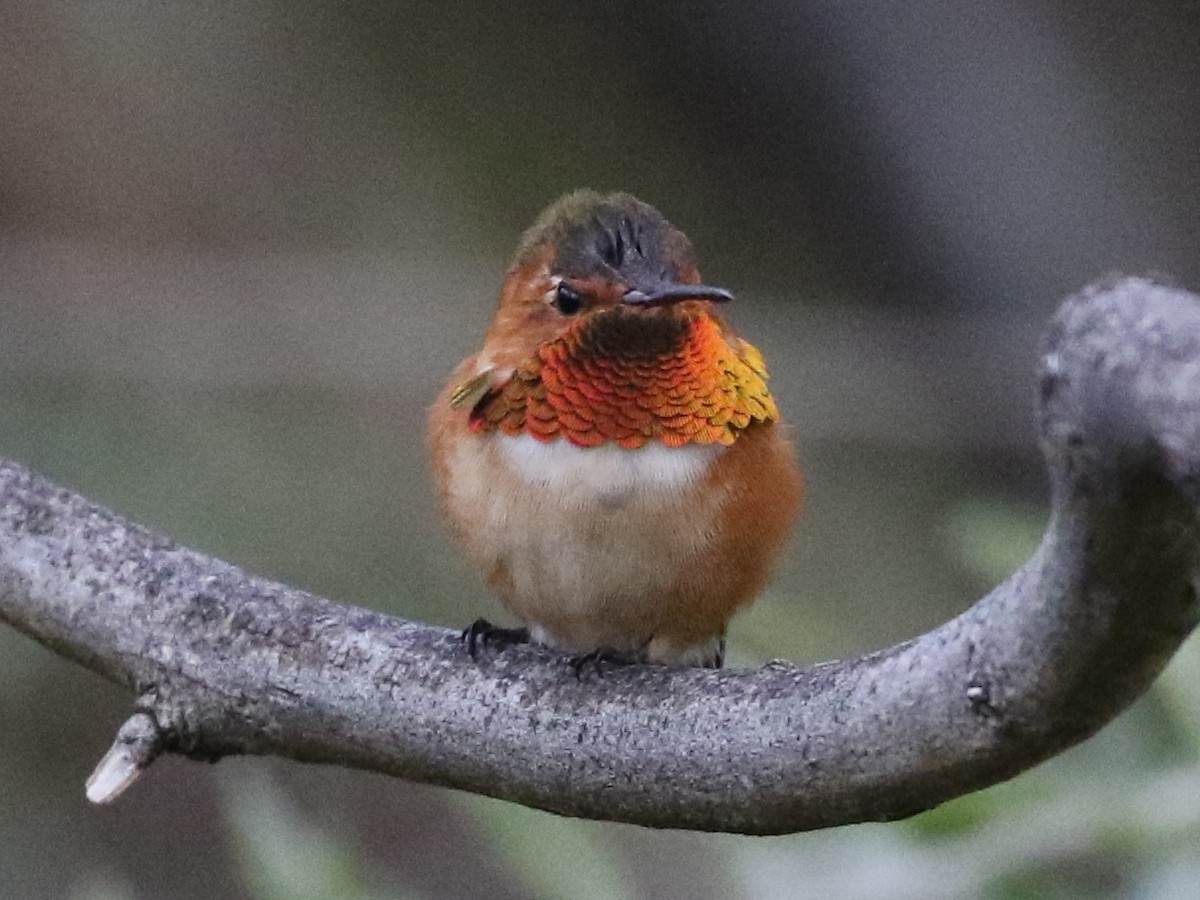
[86,712,163,804]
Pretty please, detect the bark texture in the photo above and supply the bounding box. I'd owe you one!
[1,276,1198,834]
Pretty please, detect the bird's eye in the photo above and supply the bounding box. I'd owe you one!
[554,283,584,315]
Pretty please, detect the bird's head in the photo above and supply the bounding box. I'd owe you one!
[460,191,774,449]
[480,190,734,366]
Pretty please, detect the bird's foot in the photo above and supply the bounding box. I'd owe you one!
[568,645,647,679]
[462,619,530,659]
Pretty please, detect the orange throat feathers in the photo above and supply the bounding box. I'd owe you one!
[468,306,779,449]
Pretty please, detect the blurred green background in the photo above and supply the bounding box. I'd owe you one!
[3,2,1200,898]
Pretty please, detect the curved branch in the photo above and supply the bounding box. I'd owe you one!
[1,276,1198,835]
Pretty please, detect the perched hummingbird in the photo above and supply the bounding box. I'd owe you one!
[428,191,802,668]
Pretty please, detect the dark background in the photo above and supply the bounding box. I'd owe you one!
[3,2,1200,898]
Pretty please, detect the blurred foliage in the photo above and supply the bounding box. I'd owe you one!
[220,769,418,900]
[463,797,634,900]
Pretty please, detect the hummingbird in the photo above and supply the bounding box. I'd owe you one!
[428,190,802,668]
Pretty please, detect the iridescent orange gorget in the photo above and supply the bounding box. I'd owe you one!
[467,304,778,449]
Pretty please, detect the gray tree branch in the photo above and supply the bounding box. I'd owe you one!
[1,276,1198,835]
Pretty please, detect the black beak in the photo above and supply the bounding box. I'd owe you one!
[622,284,734,306]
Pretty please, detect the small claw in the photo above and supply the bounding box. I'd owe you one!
[710,635,727,670]
[462,619,487,658]
[461,619,529,659]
